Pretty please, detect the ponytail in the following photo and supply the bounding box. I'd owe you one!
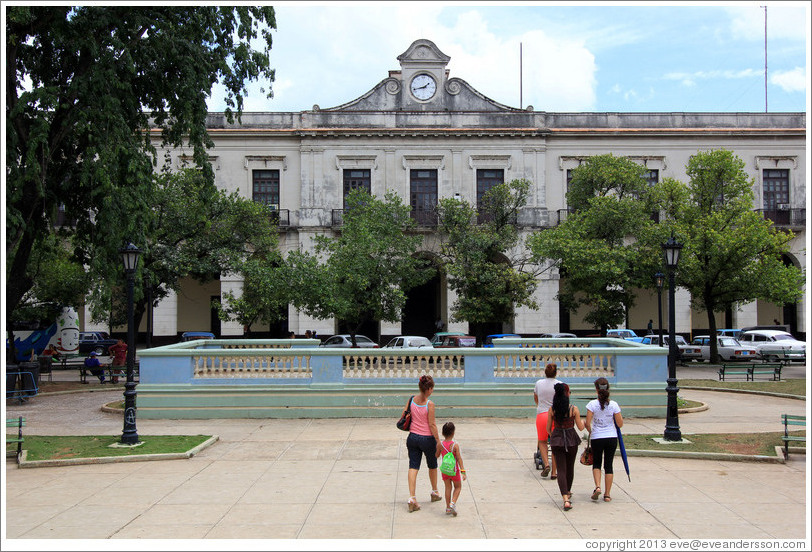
[594,377,610,410]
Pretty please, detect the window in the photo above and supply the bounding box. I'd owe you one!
[566,169,574,192]
[762,169,790,210]
[644,169,659,186]
[476,169,504,207]
[343,169,371,208]
[252,170,280,210]
[410,169,438,226]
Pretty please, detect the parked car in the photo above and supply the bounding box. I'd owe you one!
[606,329,644,343]
[542,332,578,338]
[691,335,759,362]
[737,330,806,361]
[716,328,743,339]
[319,334,379,348]
[382,336,433,349]
[640,334,702,362]
[482,334,521,347]
[430,331,465,347]
[435,335,477,348]
[181,331,215,342]
[78,331,118,355]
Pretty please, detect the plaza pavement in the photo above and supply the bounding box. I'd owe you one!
[2,364,809,543]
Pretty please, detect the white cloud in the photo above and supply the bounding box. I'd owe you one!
[771,66,807,93]
[207,4,599,113]
[727,5,808,42]
[663,68,761,87]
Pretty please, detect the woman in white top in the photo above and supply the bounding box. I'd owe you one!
[585,377,623,503]
[533,363,561,478]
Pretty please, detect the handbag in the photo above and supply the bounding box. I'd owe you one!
[579,436,593,466]
[396,395,414,431]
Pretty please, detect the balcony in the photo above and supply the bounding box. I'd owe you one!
[269,209,290,228]
[755,208,805,230]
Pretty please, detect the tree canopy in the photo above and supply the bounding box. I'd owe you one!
[6,6,276,335]
[83,169,282,332]
[655,149,805,361]
[285,189,432,345]
[437,179,540,340]
[528,155,662,333]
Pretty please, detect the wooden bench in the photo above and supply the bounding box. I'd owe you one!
[6,416,25,463]
[760,349,801,366]
[718,364,751,381]
[781,414,806,459]
[749,363,782,381]
[718,363,782,381]
[80,362,139,384]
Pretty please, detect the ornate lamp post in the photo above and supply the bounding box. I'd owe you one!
[662,236,683,442]
[120,242,141,445]
[655,272,665,348]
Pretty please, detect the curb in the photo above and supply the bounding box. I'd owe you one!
[680,385,805,401]
[17,435,220,469]
[624,445,792,464]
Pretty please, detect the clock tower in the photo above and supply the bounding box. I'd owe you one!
[396,39,451,107]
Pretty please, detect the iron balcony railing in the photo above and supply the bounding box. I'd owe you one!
[755,208,805,229]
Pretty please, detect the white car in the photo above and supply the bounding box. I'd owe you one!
[691,335,759,362]
[382,336,433,349]
[319,334,379,348]
[737,330,805,361]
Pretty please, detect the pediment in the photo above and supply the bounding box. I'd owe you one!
[397,39,450,67]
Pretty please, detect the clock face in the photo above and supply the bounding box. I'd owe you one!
[410,74,437,100]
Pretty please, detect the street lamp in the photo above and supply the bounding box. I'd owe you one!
[662,236,683,442]
[655,272,665,348]
[120,242,141,445]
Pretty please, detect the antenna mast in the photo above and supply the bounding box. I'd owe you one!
[519,42,523,109]
[762,5,768,112]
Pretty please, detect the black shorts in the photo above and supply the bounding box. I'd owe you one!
[406,432,438,470]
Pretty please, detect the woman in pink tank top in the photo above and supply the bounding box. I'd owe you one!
[405,374,441,512]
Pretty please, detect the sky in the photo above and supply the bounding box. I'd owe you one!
[209,1,809,115]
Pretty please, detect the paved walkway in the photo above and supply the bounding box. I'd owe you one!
[3,379,808,543]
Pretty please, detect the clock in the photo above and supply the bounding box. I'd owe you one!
[410,74,437,100]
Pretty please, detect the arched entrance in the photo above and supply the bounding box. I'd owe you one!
[402,256,441,338]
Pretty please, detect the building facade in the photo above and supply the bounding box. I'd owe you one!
[103,39,805,343]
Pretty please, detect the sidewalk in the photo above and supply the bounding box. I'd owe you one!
[3,382,809,542]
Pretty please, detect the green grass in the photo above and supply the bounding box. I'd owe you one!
[22,435,212,461]
[679,378,806,397]
[622,431,804,456]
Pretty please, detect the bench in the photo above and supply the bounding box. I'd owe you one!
[760,349,801,366]
[718,363,782,381]
[6,416,25,463]
[749,363,782,381]
[718,364,751,381]
[80,362,139,384]
[781,414,806,459]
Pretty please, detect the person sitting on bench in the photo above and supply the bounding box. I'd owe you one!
[83,352,106,383]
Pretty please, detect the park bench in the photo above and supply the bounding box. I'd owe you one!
[718,363,782,381]
[718,364,751,381]
[6,416,25,463]
[780,414,806,459]
[760,349,801,366]
[748,363,782,381]
[80,361,139,384]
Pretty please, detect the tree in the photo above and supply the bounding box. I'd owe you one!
[83,169,282,335]
[437,179,540,341]
[286,189,432,346]
[528,155,661,334]
[6,6,276,337]
[655,149,805,362]
[217,257,291,336]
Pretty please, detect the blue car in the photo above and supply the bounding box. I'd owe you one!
[483,334,521,347]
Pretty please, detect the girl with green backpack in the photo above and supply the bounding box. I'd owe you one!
[436,421,467,516]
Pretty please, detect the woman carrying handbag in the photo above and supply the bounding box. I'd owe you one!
[585,377,624,503]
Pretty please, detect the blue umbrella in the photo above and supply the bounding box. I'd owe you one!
[616,421,630,481]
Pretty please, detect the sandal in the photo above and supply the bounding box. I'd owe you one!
[550,475,557,480]
[603,495,612,502]
[430,490,442,502]
[408,497,421,512]
[591,487,601,501]
[563,500,572,511]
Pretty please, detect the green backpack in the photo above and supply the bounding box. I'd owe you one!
[439,441,457,476]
